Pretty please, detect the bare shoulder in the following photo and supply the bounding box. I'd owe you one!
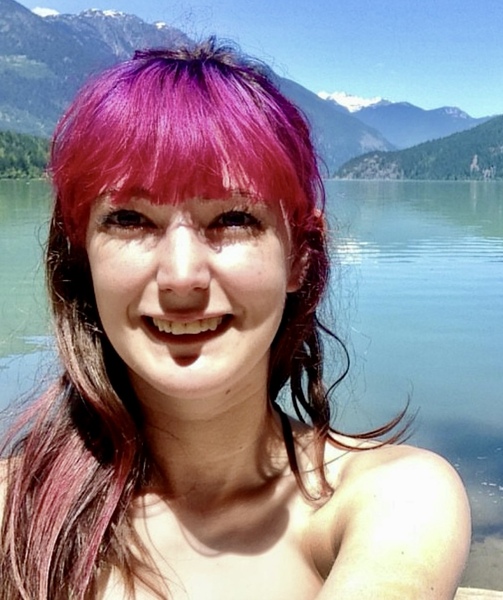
[332,441,471,532]
[309,440,471,599]
[329,436,467,495]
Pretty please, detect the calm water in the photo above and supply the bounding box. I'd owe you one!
[1,179,502,587]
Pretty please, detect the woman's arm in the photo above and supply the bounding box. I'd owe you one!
[317,446,471,599]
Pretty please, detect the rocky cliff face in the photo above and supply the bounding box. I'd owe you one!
[0,0,189,135]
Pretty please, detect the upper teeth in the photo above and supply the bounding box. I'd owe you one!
[152,316,223,335]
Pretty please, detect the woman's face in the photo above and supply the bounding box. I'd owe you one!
[85,195,301,414]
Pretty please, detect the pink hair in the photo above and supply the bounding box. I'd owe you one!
[51,43,324,248]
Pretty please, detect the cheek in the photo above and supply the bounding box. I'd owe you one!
[221,242,291,313]
[87,246,151,317]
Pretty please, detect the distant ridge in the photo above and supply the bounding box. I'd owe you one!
[278,78,393,174]
[335,115,503,180]
[319,92,488,149]
[318,91,388,112]
[354,102,488,148]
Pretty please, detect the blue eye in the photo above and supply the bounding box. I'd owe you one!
[211,210,261,229]
[101,209,151,228]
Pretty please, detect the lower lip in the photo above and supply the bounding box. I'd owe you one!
[144,315,232,344]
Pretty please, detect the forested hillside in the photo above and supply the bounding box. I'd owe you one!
[0,130,48,178]
[336,115,503,180]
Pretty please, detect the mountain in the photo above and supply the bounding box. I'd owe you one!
[319,91,490,149]
[318,91,390,113]
[277,78,393,175]
[0,0,393,172]
[335,115,503,180]
[0,0,189,136]
[353,101,489,149]
[44,9,189,61]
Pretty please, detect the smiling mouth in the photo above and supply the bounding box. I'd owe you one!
[151,316,224,335]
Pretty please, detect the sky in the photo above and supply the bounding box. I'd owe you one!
[17,0,503,118]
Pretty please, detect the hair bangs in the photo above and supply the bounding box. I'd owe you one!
[51,53,318,247]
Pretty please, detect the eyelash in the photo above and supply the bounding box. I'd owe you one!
[100,209,262,231]
[100,209,152,229]
[209,210,262,230]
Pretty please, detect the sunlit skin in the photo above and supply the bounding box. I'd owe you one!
[84,195,471,600]
[86,196,300,414]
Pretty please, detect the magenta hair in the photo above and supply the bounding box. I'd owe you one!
[50,41,325,248]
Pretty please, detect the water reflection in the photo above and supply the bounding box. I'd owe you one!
[325,180,503,589]
[0,180,51,357]
[332,179,503,239]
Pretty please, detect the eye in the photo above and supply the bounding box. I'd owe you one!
[210,210,261,229]
[100,209,152,229]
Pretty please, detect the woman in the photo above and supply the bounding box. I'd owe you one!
[0,39,470,599]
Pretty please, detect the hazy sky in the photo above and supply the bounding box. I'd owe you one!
[17,0,503,117]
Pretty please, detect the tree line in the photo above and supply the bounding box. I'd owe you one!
[0,130,49,178]
[336,115,503,180]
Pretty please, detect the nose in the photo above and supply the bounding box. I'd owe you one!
[156,224,211,295]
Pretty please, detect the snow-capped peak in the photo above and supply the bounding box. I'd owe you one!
[32,7,60,17]
[102,9,125,17]
[81,8,126,18]
[155,21,167,30]
[438,107,470,119]
[318,91,386,112]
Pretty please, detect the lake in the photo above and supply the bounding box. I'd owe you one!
[1,179,502,590]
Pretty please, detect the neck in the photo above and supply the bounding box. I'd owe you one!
[138,383,287,506]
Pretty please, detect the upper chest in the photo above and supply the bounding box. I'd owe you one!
[102,483,342,600]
